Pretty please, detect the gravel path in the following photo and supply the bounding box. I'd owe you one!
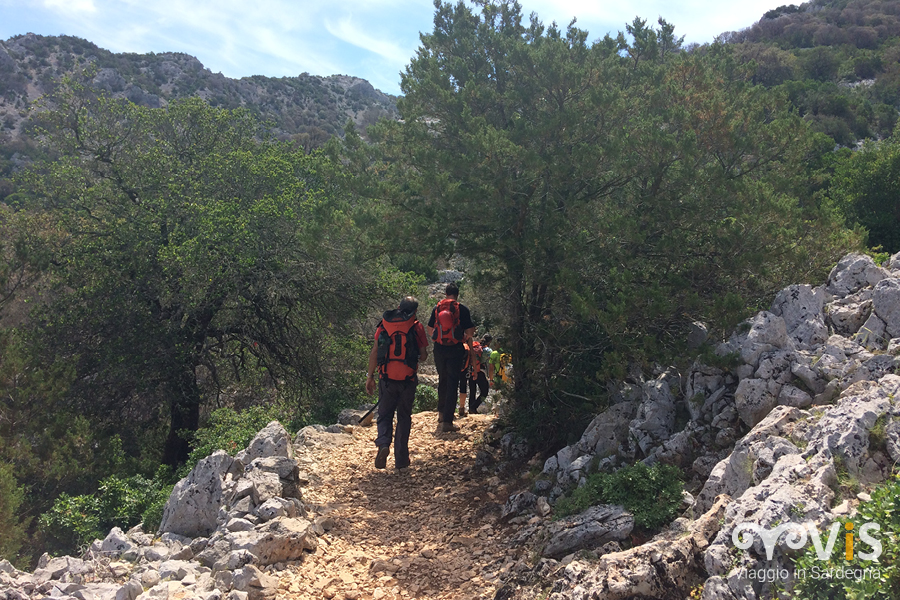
[275,411,525,600]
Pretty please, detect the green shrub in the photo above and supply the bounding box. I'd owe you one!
[39,492,100,551]
[792,474,900,599]
[140,487,172,534]
[414,385,439,413]
[307,378,369,428]
[391,253,437,282]
[554,462,684,532]
[39,474,171,551]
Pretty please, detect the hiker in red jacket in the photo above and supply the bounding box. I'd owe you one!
[427,283,475,433]
[365,296,429,471]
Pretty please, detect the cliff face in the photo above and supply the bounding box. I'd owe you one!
[527,252,900,599]
[0,33,398,153]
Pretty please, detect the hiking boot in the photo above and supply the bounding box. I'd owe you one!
[375,446,390,469]
[458,410,468,418]
[440,422,460,433]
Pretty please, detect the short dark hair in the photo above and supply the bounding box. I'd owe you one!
[398,296,419,313]
[445,282,459,297]
[481,334,493,345]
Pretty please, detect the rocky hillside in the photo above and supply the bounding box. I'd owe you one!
[3,252,900,600]
[0,33,397,180]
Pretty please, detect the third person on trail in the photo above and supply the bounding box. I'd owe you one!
[428,282,475,433]
[468,334,491,415]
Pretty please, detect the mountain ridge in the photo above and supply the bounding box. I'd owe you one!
[0,33,398,154]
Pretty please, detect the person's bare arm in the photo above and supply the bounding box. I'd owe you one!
[365,342,378,395]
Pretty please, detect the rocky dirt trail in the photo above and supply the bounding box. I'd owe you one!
[275,412,526,600]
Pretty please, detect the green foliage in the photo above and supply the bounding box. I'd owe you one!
[413,384,439,414]
[390,253,438,282]
[831,136,900,252]
[359,1,858,450]
[0,461,29,565]
[792,474,900,599]
[39,474,169,553]
[16,81,389,466]
[554,462,684,532]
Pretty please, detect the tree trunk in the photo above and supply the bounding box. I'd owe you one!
[161,366,201,467]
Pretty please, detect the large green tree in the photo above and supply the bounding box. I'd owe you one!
[363,0,857,446]
[831,134,900,252]
[16,82,385,465]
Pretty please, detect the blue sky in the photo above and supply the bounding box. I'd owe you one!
[0,0,790,95]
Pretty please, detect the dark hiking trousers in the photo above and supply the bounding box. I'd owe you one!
[375,377,416,469]
[469,370,489,414]
[433,342,465,424]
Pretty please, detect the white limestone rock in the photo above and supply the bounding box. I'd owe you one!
[235,422,293,464]
[628,378,677,455]
[734,378,781,427]
[826,253,889,298]
[225,517,317,566]
[770,284,827,349]
[159,451,233,538]
[573,401,637,459]
[542,505,634,560]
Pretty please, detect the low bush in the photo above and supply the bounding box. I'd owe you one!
[38,474,170,551]
[554,462,684,532]
[413,384,438,413]
[792,474,900,599]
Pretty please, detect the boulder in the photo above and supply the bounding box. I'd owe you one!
[235,422,293,463]
[542,505,634,560]
[734,378,780,427]
[726,312,793,371]
[574,401,637,459]
[825,253,888,298]
[545,496,730,600]
[825,289,873,336]
[100,528,135,558]
[159,451,233,538]
[770,285,827,349]
[225,517,317,565]
[501,492,538,522]
[854,312,887,350]
[628,378,677,455]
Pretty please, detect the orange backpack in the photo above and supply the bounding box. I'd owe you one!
[376,310,421,381]
[470,341,483,376]
[432,298,462,345]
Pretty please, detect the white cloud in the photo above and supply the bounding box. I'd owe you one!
[42,0,96,13]
[324,13,414,65]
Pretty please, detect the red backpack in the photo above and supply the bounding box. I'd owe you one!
[376,309,421,381]
[460,342,471,373]
[432,298,462,345]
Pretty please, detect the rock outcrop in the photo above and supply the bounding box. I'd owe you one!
[536,252,900,599]
[0,421,349,600]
